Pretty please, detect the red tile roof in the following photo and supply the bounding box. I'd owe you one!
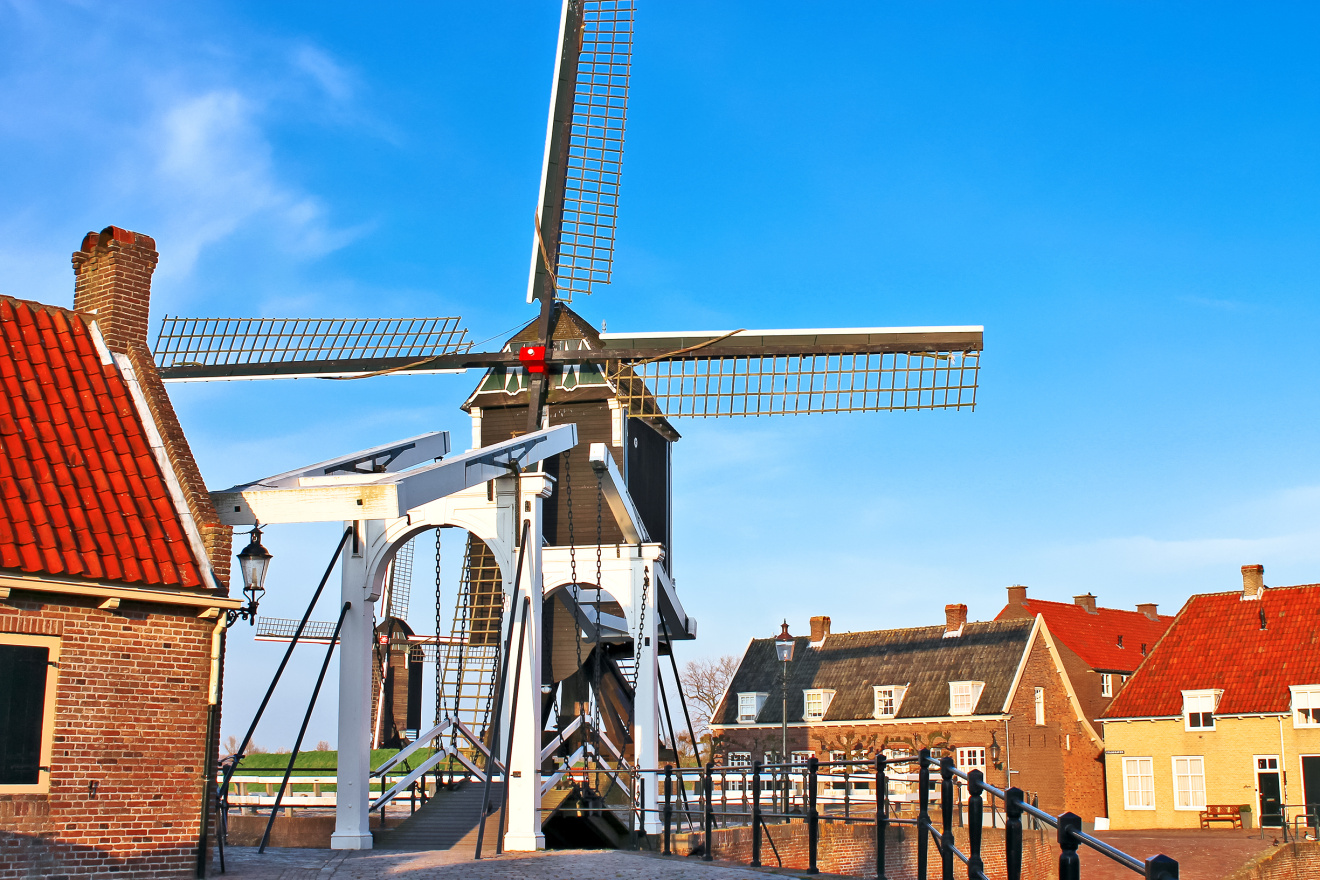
[1103,585,1320,718]
[0,296,204,589]
[995,598,1173,672]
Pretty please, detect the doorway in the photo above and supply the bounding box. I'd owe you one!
[1256,756,1282,827]
[1301,756,1320,829]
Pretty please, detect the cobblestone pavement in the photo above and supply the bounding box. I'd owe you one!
[216,847,826,879]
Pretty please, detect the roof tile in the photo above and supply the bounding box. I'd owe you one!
[0,296,205,590]
[996,598,1172,672]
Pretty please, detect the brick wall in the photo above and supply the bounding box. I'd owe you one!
[669,820,1056,879]
[1225,841,1320,880]
[0,595,216,879]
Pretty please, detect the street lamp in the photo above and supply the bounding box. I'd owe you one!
[989,731,1002,770]
[228,524,272,626]
[774,620,795,811]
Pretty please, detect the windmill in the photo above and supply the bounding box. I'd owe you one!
[161,0,981,850]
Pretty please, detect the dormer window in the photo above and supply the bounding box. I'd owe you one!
[803,689,835,721]
[737,692,768,724]
[949,681,985,716]
[1291,685,1320,728]
[874,685,907,719]
[1182,689,1221,731]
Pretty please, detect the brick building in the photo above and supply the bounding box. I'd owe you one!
[0,227,237,878]
[1102,565,1320,830]
[710,605,1108,821]
[996,585,1175,730]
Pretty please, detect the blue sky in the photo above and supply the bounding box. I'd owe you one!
[4,2,1320,748]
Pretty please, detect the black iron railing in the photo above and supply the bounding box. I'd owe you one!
[644,748,1179,880]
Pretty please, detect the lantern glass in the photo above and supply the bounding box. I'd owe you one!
[237,528,272,595]
[774,620,795,663]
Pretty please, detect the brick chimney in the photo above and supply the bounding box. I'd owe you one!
[71,226,158,353]
[1241,564,1265,601]
[1073,593,1098,614]
[943,604,967,638]
[809,615,831,645]
[1136,602,1159,620]
[1006,584,1027,608]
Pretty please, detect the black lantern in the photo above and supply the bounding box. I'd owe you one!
[228,524,272,626]
[774,620,796,663]
[990,731,1002,770]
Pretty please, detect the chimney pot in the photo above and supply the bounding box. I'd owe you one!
[1241,564,1265,600]
[71,225,158,353]
[1136,602,1159,621]
[809,615,831,644]
[944,604,968,637]
[1073,593,1098,614]
[1007,584,1027,607]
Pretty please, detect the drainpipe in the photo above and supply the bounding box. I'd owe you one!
[1004,717,1012,788]
[1279,715,1288,830]
[196,614,229,878]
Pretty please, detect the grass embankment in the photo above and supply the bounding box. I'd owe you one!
[228,749,444,792]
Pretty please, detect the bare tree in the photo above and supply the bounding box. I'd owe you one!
[679,654,740,739]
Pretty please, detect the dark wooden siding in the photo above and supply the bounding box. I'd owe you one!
[626,417,671,563]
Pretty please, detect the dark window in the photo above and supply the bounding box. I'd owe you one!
[0,645,50,785]
[1188,711,1214,729]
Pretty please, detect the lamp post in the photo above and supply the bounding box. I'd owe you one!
[774,620,795,812]
[228,523,273,626]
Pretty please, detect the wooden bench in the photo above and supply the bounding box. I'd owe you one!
[1200,804,1242,828]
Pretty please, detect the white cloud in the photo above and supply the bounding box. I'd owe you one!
[292,44,355,102]
[144,89,369,278]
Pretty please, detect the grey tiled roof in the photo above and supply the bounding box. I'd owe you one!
[712,619,1035,726]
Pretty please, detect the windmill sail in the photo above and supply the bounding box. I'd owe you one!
[153,316,472,380]
[528,0,636,305]
[600,326,982,417]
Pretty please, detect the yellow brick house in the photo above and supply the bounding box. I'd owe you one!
[1101,565,1320,830]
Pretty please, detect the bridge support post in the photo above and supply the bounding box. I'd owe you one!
[331,522,376,850]
[503,473,554,852]
[632,550,662,832]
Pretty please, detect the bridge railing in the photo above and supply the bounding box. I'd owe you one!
[641,748,1179,880]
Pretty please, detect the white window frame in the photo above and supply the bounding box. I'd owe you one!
[955,747,987,783]
[0,633,61,795]
[1121,757,1155,810]
[1034,687,1045,725]
[791,750,814,765]
[873,684,906,719]
[737,692,768,724]
[1182,689,1221,731]
[949,681,985,716]
[1171,756,1206,810]
[727,751,751,768]
[1101,674,1113,698]
[803,689,835,722]
[1291,685,1320,728]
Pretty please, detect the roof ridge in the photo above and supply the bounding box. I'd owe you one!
[1,293,95,323]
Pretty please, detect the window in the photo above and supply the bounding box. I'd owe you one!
[1034,687,1045,725]
[1291,686,1320,728]
[791,750,814,765]
[949,681,985,716]
[0,634,60,794]
[1101,674,1113,698]
[1121,675,1130,685]
[1172,756,1206,810]
[803,689,834,721]
[956,747,987,782]
[874,685,906,719]
[1183,690,1221,731]
[1122,757,1155,810]
[727,751,751,768]
[738,692,767,724]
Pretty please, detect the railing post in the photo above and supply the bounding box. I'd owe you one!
[1057,812,1081,880]
[636,778,645,851]
[967,769,985,880]
[1144,854,1179,880]
[917,749,931,880]
[1005,787,1024,880]
[807,755,820,874]
[751,760,763,867]
[703,762,714,862]
[876,754,888,880]
[663,764,673,855]
[844,761,851,822]
[940,756,955,880]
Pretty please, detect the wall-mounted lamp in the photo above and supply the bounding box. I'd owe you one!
[227,524,272,626]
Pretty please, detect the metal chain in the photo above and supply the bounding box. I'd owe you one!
[566,453,584,731]
[434,528,443,731]
[631,567,649,690]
